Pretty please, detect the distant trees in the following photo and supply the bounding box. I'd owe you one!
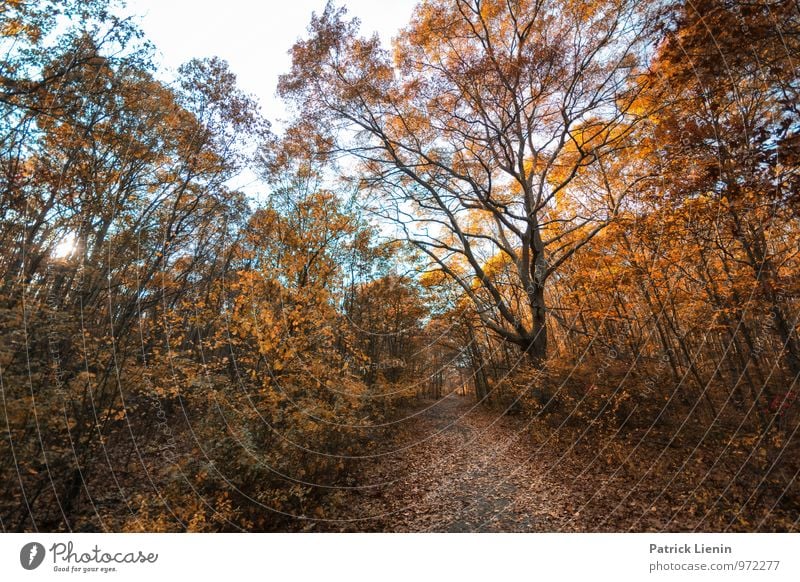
[648,0,800,381]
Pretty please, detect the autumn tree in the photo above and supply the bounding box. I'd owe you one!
[646,0,800,380]
[279,0,658,365]
[346,275,428,388]
[0,1,268,529]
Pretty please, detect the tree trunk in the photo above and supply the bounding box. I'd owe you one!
[519,281,547,367]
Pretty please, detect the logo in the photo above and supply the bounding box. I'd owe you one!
[20,542,46,570]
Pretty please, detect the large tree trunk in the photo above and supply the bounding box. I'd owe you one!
[517,278,548,367]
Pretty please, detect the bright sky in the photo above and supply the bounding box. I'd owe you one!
[123,0,418,126]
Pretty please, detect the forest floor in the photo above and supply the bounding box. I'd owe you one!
[316,392,796,532]
[320,392,629,532]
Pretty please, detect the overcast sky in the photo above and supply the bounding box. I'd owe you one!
[123,0,418,125]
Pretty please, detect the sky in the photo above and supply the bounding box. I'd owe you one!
[123,0,418,126]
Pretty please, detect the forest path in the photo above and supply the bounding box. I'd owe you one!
[332,392,578,532]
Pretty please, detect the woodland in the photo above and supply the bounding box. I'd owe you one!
[1,0,799,532]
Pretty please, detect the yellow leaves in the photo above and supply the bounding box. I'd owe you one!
[479,0,504,21]
[398,1,450,56]
[1,17,23,38]
[1,1,42,42]
[420,269,447,288]
[388,107,429,139]
[482,250,513,278]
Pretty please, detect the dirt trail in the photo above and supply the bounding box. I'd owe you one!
[329,392,577,532]
[315,390,798,533]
